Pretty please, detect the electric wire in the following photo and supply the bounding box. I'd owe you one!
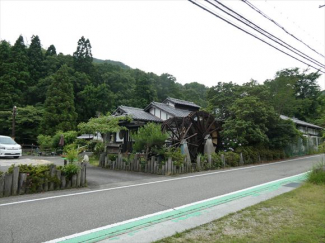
[241,0,325,59]
[206,0,325,70]
[188,0,325,74]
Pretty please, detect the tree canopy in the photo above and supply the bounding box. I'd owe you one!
[0,35,323,149]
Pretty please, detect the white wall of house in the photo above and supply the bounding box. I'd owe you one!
[150,108,154,115]
[161,110,168,121]
[149,107,173,120]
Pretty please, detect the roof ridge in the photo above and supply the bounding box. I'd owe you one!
[120,105,144,110]
[167,97,195,104]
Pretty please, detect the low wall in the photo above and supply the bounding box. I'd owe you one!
[0,163,87,198]
[99,153,244,175]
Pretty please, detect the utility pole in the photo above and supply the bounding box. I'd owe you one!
[12,106,17,139]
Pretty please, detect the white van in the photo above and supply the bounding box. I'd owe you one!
[0,135,22,158]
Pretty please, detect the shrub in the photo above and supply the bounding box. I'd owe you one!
[108,154,117,161]
[211,153,223,168]
[318,142,325,153]
[165,148,186,167]
[132,123,168,155]
[37,134,52,151]
[52,130,78,149]
[220,151,240,167]
[8,164,59,193]
[66,148,79,163]
[307,160,325,185]
[94,142,105,157]
[61,163,80,180]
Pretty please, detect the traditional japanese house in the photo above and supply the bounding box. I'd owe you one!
[110,98,201,152]
[280,115,324,154]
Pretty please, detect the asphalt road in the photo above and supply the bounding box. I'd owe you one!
[0,154,323,243]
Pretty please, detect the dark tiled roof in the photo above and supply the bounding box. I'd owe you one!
[114,106,162,122]
[163,97,200,108]
[280,115,323,129]
[145,102,192,118]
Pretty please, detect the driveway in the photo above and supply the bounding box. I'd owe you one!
[0,155,160,189]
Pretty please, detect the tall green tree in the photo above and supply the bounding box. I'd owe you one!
[77,83,115,121]
[207,82,241,120]
[73,36,93,74]
[40,65,77,135]
[182,82,209,108]
[27,35,45,85]
[221,96,276,146]
[0,36,29,108]
[45,44,57,57]
[132,69,157,108]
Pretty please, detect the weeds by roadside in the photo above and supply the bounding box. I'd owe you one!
[307,159,325,185]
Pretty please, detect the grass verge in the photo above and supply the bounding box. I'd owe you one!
[155,183,325,243]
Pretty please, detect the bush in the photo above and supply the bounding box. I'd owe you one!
[307,160,325,185]
[220,151,240,167]
[165,148,186,167]
[65,148,79,163]
[94,142,104,157]
[318,142,325,153]
[52,130,78,149]
[7,164,59,193]
[211,153,223,168]
[61,163,80,180]
[37,134,52,151]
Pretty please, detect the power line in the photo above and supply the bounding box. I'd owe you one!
[241,0,325,59]
[205,0,325,70]
[188,0,325,74]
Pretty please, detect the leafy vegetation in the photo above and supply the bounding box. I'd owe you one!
[61,163,81,180]
[132,123,168,159]
[307,160,325,185]
[0,35,323,159]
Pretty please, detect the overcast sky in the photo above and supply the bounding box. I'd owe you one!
[1,0,324,90]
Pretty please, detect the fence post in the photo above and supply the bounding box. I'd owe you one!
[18,173,27,194]
[240,153,244,166]
[56,170,61,190]
[134,154,138,172]
[49,165,56,191]
[77,170,81,187]
[4,173,12,196]
[208,154,212,169]
[167,157,172,175]
[197,155,201,171]
[44,171,49,192]
[0,175,4,197]
[151,156,155,173]
[61,175,66,189]
[80,162,84,186]
[12,166,19,196]
[72,174,77,188]
[221,154,225,167]
[83,163,87,186]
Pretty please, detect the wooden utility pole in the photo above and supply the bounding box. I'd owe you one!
[12,106,17,139]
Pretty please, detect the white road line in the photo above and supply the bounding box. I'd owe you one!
[45,172,308,243]
[0,154,321,207]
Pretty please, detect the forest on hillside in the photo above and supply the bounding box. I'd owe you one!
[0,35,324,145]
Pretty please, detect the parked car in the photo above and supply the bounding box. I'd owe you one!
[0,135,22,158]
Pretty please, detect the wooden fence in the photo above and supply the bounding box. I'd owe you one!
[99,153,245,175]
[0,163,87,198]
